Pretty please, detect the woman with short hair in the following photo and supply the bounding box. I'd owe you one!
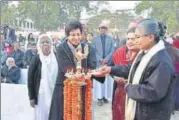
[49,20,104,120]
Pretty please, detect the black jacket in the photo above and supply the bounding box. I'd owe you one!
[27,54,42,104]
[23,50,36,68]
[110,49,176,120]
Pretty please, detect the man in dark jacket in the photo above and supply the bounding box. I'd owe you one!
[9,41,24,68]
[23,43,37,68]
[3,25,16,44]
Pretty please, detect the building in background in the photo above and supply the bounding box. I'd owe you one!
[13,18,36,32]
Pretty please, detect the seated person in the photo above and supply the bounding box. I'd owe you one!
[9,41,24,68]
[23,43,37,68]
[1,57,21,84]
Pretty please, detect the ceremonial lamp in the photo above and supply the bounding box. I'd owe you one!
[64,44,92,120]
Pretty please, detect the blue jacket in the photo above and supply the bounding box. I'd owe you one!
[92,34,115,66]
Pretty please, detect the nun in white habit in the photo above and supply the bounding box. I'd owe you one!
[27,34,58,120]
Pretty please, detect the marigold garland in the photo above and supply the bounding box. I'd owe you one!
[85,79,92,120]
[63,80,69,120]
[67,81,72,120]
[63,78,93,120]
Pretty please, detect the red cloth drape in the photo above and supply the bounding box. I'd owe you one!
[173,40,179,72]
[173,40,179,49]
[112,46,138,120]
[112,46,129,120]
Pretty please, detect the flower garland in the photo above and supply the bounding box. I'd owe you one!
[85,79,93,120]
[63,80,69,120]
[72,81,78,120]
[63,78,92,120]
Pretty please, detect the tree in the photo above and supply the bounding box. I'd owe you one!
[86,9,134,36]
[1,1,18,26]
[15,1,107,30]
[55,1,91,28]
[55,1,108,27]
[135,1,179,33]
[17,1,58,30]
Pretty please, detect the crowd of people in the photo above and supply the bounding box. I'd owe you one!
[1,29,37,83]
[1,18,179,120]
[1,26,62,84]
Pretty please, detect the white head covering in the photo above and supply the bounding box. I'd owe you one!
[6,57,16,68]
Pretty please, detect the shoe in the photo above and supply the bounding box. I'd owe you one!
[103,97,109,103]
[97,99,103,106]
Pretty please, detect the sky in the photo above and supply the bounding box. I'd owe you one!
[81,1,140,20]
[10,1,140,20]
[108,1,139,11]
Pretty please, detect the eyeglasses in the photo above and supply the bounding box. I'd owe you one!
[127,38,135,41]
[135,35,149,39]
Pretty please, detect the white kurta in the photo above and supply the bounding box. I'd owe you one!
[34,35,58,120]
[35,93,50,120]
[34,55,58,120]
[93,75,114,101]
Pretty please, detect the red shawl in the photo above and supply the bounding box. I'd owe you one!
[173,40,179,49]
[173,40,179,72]
[112,45,138,65]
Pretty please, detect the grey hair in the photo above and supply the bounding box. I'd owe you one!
[136,19,160,42]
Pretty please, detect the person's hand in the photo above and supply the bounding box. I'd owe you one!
[90,66,111,77]
[101,59,107,65]
[30,99,35,108]
[85,73,92,80]
[115,77,127,85]
[99,66,111,75]
[124,83,131,91]
[90,70,106,77]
